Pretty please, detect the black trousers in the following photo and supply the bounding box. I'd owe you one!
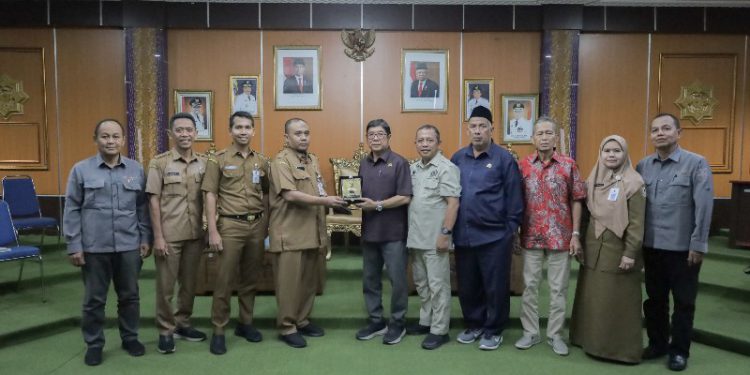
[455,236,512,336]
[642,247,701,357]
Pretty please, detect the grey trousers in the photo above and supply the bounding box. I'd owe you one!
[362,240,408,326]
[81,250,142,348]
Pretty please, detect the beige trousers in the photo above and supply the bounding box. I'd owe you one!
[154,238,204,335]
[271,249,319,335]
[410,248,451,335]
[520,249,571,339]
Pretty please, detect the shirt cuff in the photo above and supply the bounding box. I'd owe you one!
[67,245,82,255]
[689,239,708,253]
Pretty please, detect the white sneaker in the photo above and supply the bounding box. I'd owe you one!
[514,334,541,349]
[548,337,569,356]
[478,333,503,350]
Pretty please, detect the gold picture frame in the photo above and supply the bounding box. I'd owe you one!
[229,75,260,118]
[274,46,322,110]
[463,78,494,121]
[174,90,214,141]
[501,93,538,144]
[402,49,448,112]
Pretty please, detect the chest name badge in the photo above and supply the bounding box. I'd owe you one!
[607,187,620,201]
[252,167,260,184]
[224,165,238,171]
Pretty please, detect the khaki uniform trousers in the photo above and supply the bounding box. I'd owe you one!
[271,249,319,335]
[520,248,571,339]
[211,217,266,334]
[155,238,204,335]
[410,248,451,335]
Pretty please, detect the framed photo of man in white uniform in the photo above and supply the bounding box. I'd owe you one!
[501,94,538,144]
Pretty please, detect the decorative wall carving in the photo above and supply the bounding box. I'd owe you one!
[674,80,718,124]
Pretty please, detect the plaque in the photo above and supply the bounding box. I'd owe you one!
[339,176,363,204]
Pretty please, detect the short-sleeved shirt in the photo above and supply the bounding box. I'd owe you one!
[268,147,327,252]
[519,152,586,251]
[200,144,268,215]
[636,147,714,253]
[407,152,461,250]
[450,142,524,248]
[63,154,151,254]
[146,149,206,242]
[359,148,413,243]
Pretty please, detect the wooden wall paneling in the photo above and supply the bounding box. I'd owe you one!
[651,35,747,198]
[0,28,58,195]
[577,34,649,176]
[362,32,461,163]
[168,29,261,156]
[56,28,126,196]
[263,31,361,192]
[463,32,542,160]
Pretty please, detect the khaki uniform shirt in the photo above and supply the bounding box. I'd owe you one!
[145,149,206,242]
[268,147,327,252]
[407,152,461,250]
[201,144,268,215]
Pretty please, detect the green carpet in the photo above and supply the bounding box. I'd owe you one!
[1,235,749,374]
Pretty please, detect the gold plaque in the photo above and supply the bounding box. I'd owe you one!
[0,74,30,120]
[674,80,718,125]
[339,176,363,203]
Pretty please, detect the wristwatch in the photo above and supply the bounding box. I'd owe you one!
[375,201,384,212]
[572,231,581,237]
[440,227,452,235]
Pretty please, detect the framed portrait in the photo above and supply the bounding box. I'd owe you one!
[501,94,538,144]
[464,78,494,121]
[402,49,448,112]
[274,46,322,110]
[229,75,260,117]
[174,90,213,141]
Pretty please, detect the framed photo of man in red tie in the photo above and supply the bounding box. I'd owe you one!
[501,93,538,144]
[274,46,322,110]
[402,49,448,112]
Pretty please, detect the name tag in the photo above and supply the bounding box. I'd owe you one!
[224,165,238,171]
[165,171,180,177]
[607,187,619,201]
[252,169,260,184]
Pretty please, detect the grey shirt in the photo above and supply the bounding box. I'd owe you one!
[636,147,713,253]
[63,154,151,254]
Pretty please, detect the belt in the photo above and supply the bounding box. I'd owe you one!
[219,212,263,222]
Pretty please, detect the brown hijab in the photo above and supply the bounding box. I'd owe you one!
[586,135,644,239]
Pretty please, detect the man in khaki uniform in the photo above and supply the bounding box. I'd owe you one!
[146,113,208,354]
[268,118,346,348]
[201,111,269,355]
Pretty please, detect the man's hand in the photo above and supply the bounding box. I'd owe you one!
[322,195,347,208]
[436,234,452,252]
[569,236,582,257]
[355,197,378,211]
[208,230,223,252]
[68,252,85,267]
[687,250,704,266]
[619,255,635,271]
[153,236,170,257]
[140,244,152,258]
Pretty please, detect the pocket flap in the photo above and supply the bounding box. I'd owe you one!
[83,179,104,189]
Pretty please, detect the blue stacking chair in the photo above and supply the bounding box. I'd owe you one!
[0,200,46,302]
[2,175,60,245]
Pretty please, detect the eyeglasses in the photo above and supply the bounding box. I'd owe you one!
[367,132,388,139]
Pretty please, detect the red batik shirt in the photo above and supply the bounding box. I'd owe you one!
[519,152,586,251]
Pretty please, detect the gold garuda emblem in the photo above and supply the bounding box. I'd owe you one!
[341,29,375,62]
[674,80,718,124]
[0,74,30,120]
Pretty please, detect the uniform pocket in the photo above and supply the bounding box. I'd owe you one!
[164,175,186,196]
[83,178,106,208]
[667,175,691,204]
[120,177,142,211]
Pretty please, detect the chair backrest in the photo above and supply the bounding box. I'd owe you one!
[330,143,368,196]
[2,175,41,218]
[0,200,19,247]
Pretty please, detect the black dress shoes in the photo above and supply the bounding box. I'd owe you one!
[235,324,263,342]
[421,333,450,350]
[642,345,668,360]
[280,332,307,348]
[121,340,145,356]
[668,354,688,371]
[84,347,103,366]
[298,323,325,337]
[210,334,227,355]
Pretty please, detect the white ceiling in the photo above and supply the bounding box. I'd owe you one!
[153,0,750,8]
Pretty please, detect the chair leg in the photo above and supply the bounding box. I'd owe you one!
[17,260,25,288]
[39,255,46,303]
[56,225,61,246]
[40,227,45,246]
[344,232,350,251]
[326,234,332,261]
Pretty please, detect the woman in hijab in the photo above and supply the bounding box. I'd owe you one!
[570,135,646,364]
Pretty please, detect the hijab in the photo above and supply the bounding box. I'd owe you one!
[586,135,644,239]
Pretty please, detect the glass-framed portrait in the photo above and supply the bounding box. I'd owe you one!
[464,78,494,121]
[501,94,538,144]
[274,46,322,110]
[229,75,260,117]
[402,49,448,112]
[174,90,213,141]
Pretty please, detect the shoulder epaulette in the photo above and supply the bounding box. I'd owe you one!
[153,151,170,159]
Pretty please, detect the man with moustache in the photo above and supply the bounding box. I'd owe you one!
[637,113,713,371]
[146,113,208,354]
[268,118,347,348]
[355,119,413,345]
[405,124,460,350]
[201,111,269,355]
[450,106,524,350]
[63,119,151,366]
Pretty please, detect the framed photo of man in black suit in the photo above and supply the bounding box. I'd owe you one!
[402,49,448,112]
[274,46,321,110]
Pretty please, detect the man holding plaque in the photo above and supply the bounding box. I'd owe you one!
[355,119,413,345]
[406,124,461,350]
[269,118,346,348]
